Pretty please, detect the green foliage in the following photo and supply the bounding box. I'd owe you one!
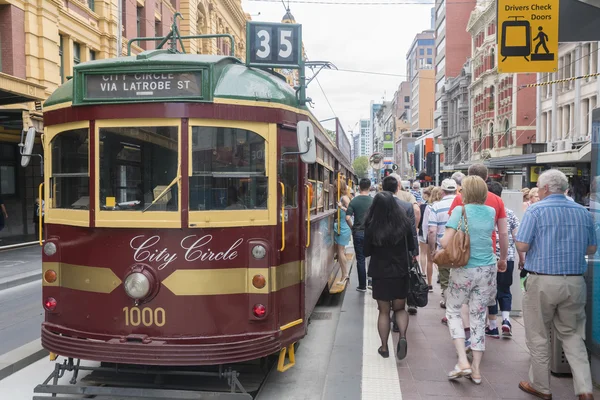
[325,129,336,142]
[352,156,369,178]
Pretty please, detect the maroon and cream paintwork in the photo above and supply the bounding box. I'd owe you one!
[42,101,347,365]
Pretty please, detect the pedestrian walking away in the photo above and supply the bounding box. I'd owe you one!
[363,191,415,361]
[440,176,502,385]
[335,180,352,284]
[516,169,597,400]
[346,178,374,292]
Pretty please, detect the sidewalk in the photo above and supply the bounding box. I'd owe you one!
[390,275,600,399]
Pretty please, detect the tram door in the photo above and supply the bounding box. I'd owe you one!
[278,127,304,327]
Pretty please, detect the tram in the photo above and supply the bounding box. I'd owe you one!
[26,19,355,395]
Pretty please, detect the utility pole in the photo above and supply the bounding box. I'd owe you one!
[117,0,122,57]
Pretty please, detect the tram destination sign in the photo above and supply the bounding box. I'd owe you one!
[84,71,203,101]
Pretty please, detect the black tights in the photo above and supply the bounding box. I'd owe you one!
[377,299,408,351]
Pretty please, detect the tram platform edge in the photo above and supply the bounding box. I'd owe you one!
[0,271,41,292]
[0,339,48,382]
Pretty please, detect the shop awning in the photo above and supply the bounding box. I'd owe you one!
[0,72,45,106]
[536,142,591,164]
[486,153,537,168]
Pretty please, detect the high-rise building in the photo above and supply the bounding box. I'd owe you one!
[360,119,372,157]
[369,102,382,153]
[433,0,477,140]
[406,30,435,131]
[352,133,361,160]
[0,0,249,243]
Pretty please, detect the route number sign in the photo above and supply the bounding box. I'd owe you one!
[246,22,302,69]
[497,0,559,73]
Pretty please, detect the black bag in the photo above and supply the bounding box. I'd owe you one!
[405,237,429,307]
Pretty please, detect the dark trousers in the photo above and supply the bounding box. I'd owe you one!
[353,231,367,289]
[488,261,514,315]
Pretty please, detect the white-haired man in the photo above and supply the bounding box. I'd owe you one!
[410,181,424,204]
[516,169,596,400]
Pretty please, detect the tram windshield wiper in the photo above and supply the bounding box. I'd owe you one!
[142,175,180,212]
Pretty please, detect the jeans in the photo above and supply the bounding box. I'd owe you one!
[488,261,514,315]
[353,231,367,289]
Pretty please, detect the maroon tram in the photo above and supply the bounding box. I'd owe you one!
[31,20,355,379]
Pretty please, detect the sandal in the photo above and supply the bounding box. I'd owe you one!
[397,337,407,360]
[467,375,482,385]
[448,364,472,380]
[378,346,389,358]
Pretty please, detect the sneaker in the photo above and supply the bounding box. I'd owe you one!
[485,327,500,338]
[367,279,372,290]
[501,319,512,337]
[392,323,399,333]
[441,317,448,325]
[407,306,417,315]
[440,300,446,309]
[356,287,367,292]
[428,285,434,293]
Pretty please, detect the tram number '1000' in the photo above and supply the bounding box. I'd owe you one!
[122,307,166,327]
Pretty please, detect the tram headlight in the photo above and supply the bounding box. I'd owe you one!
[124,272,151,300]
[44,242,57,256]
[252,245,266,260]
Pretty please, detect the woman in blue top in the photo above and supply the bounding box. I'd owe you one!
[334,180,352,284]
[439,176,497,385]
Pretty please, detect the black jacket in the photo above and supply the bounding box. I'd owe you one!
[364,230,415,279]
[393,197,419,256]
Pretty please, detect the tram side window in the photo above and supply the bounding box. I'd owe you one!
[51,128,89,209]
[189,127,267,211]
[281,146,298,208]
[99,126,179,211]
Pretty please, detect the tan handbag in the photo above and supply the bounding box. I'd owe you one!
[433,206,470,268]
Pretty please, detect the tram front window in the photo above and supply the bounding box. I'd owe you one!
[99,126,178,211]
[51,128,89,209]
[189,127,267,211]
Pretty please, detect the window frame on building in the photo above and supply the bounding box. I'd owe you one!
[73,42,81,66]
[137,7,142,38]
[88,0,95,11]
[59,34,65,83]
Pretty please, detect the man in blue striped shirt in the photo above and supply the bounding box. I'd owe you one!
[516,169,597,400]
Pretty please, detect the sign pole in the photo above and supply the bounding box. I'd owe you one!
[117,0,122,57]
[435,153,440,187]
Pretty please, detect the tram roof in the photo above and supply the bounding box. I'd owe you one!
[44,51,299,109]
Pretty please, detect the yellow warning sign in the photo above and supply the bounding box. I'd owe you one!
[497,0,559,73]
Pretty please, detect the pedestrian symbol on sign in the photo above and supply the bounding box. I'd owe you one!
[531,26,554,61]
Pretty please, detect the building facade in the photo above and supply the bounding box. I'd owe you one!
[440,60,471,169]
[0,0,248,243]
[534,41,600,201]
[433,0,476,148]
[411,69,435,131]
[359,118,371,157]
[406,30,435,128]
[466,0,536,189]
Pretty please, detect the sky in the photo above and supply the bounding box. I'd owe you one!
[240,0,434,138]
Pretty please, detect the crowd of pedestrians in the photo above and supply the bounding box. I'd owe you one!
[336,164,596,399]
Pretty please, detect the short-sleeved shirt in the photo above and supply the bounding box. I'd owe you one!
[516,194,596,275]
[449,192,507,250]
[495,208,519,261]
[428,194,457,247]
[346,194,373,233]
[446,205,497,268]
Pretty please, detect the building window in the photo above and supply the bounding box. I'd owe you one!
[89,50,96,61]
[59,34,64,83]
[419,48,424,55]
[137,7,142,37]
[73,42,81,66]
[155,20,161,37]
[404,96,410,102]
[490,48,495,69]
[504,119,510,147]
[427,58,432,65]
[427,48,432,55]
[88,0,95,11]
[0,144,17,196]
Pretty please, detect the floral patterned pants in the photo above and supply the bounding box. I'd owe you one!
[445,265,497,351]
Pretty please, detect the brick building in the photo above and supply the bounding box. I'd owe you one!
[0,0,248,244]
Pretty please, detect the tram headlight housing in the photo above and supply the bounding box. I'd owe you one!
[124,272,151,300]
[44,242,57,256]
[252,245,266,260]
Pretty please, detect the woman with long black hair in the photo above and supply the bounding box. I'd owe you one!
[363,191,415,360]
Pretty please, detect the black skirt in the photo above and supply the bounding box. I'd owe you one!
[372,277,409,301]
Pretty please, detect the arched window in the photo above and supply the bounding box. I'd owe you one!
[489,123,494,149]
[477,128,483,152]
[454,142,462,163]
[504,119,510,147]
[196,4,209,54]
[490,48,495,69]
[489,86,495,109]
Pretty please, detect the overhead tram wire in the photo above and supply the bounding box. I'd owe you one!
[315,76,338,119]
[248,0,491,4]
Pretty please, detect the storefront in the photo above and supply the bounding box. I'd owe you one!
[0,72,46,245]
[486,154,537,190]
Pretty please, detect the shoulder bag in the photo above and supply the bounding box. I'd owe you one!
[405,237,429,308]
[432,206,470,268]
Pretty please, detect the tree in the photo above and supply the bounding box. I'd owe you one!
[353,156,369,179]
